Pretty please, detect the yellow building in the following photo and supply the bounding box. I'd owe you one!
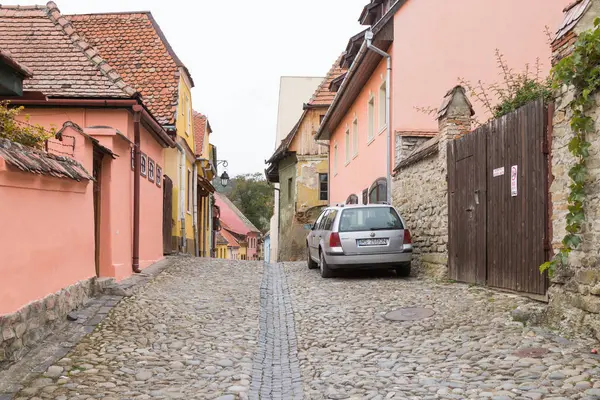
[164,73,197,254]
[193,112,217,257]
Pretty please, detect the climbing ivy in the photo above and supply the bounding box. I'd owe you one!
[540,18,600,276]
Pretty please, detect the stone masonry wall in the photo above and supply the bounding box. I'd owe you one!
[395,134,430,165]
[543,0,600,341]
[392,87,472,279]
[0,277,106,364]
[547,88,600,340]
[392,151,448,278]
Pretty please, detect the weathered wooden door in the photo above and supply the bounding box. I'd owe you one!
[486,100,549,295]
[163,175,173,255]
[92,149,103,277]
[447,99,549,295]
[448,128,487,285]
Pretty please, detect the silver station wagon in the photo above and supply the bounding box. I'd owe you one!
[306,204,413,278]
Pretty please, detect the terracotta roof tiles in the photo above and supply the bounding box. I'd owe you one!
[0,2,136,99]
[193,111,207,158]
[0,138,93,181]
[68,11,191,125]
[307,54,348,107]
[0,50,33,78]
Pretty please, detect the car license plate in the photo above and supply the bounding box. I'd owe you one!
[357,238,388,246]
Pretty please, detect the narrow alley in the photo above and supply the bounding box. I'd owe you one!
[5,257,600,400]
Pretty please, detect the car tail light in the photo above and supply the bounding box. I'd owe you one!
[329,232,342,248]
[403,229,412,244]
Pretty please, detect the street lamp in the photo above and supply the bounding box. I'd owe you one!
[216,160,229,187]
[220,171,230,187]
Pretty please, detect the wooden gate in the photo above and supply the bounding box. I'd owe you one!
[448,99,549,295]
[163,175,173,255]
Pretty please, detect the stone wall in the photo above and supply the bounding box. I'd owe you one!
[392,148,448,278]
[0,277,109,364]
[547,87,600,340]
[392,87,472,278]
[395,134,431,165]
[541,0,600,342]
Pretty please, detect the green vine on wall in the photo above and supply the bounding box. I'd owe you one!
[540,18,600,277]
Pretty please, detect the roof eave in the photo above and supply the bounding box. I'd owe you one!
[315,2,402,141]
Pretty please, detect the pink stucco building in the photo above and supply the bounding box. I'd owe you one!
[316,0,568,205]
[0,2,175,360]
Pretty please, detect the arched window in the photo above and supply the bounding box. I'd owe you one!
[368,178,387,204]
[346,194,359,204]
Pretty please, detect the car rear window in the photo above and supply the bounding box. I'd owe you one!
[339,207,404,232]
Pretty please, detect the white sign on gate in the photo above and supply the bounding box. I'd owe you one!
[493,167,505,177]
[511,165,518,197]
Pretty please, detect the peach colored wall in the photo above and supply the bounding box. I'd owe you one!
[0,130,94,315]
[330,56,391,204]
[330,0,567,204]
[391,0,567,132]
[18,107,164,283]
[86,111,165,281]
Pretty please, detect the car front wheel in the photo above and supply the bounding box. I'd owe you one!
[319,250,334,278]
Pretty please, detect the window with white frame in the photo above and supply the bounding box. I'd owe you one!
[333,144,338,175]
[368,96,375,140]
[352,117,358,156]
[345,129,350,163]
[379,81,387,130]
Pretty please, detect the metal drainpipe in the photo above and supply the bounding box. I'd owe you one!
[132,106,143,273]
[193,163,200,257]
[366,30,392,204]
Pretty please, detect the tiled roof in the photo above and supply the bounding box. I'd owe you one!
[0,50,33,78]
[436,86,474,120]
[216,231,229,246]
[307,54,347,107]
[268,55,347,165]
[396,130,438,138]
[193,111,207,158]
[0,138,92,181]
[0,2,136,99]
[68,11,191,125]
[554,0,591,43]
[215,192,260,235]
[219,224,241,248]
[394,136,440,172]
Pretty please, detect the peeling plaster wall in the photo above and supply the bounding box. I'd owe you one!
[278,155,328,262]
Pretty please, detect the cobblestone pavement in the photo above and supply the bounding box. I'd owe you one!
[12,258,262,400]
[250,264,302,399]
[8,258,600,400]
[285,262,600,400]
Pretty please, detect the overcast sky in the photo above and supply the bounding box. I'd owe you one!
[13,0,367,177]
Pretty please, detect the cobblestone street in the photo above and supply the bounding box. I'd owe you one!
[8,258,600,400]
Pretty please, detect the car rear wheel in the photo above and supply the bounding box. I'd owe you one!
[307,246,318,269]
[319,250,334,278]
[396,263,411,277]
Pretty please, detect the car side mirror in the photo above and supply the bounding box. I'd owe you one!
[304,223,313,230]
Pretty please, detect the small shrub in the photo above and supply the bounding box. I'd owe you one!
[459,50,553,122]
[0,101,54,149]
